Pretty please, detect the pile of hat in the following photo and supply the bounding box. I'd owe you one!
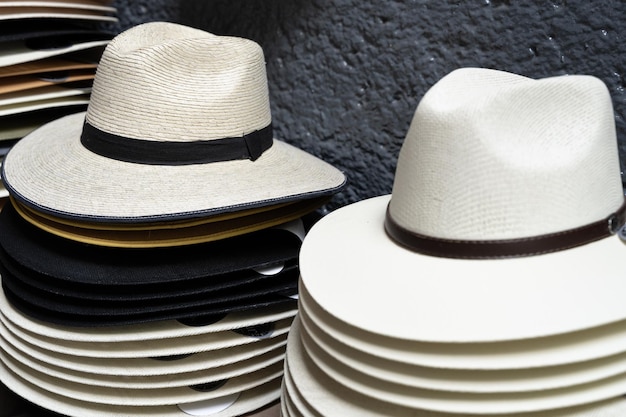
[0,22,345,416]
[0,0,117,204]
[282,68,626,416]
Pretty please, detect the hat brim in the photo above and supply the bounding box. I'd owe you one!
[0,7,116,22]
[1,264,297,316]
[0,72,93,96]
[2,284,297,327]
[0,20,112,43]
[285,316,626,416]
[0,2,116,13]
[0,247,298,301]
[0,203,302,285]
[0,346,283,406]
[0,94,89,117]
[0,106,79,141]
[0,287,297,343]
[0,333,285,390]
[0,362,281,416]
[11,195,322,247]
[0,308,294,358]
[300,195,626,343]
[297,300,626,393]
[0,323,287,377]
[3,112,347,222]
[0,40,108,67]
[298,282,626,370]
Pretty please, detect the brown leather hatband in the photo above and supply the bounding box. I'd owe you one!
[384,200,626,259]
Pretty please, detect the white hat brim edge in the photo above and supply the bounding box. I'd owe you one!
[300,195,626,343]
[285,316,626,416]
[0,360,281,417]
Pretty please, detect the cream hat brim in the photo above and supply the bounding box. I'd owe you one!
[298,283,626,370]
[0,346,283,406]
[0,40,108,67]
[299,195,626,343]
[2,112,346,221]
[297,299,626,393]
[0,310,293,358]
[0,361,281,416]
[0,319,287,376]
[284,316,626,416]
[0,336,284,390]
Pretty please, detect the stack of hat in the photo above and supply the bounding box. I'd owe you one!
[0,22,345,416]
[0,0,117,203]
[283,68,626,416]
[0,1,116,21]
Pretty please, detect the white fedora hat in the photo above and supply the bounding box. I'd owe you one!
[2,21,345,222]
[299,68,626,343]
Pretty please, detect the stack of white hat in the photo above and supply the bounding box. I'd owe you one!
[282,68,626,416]
[0,288,292,416]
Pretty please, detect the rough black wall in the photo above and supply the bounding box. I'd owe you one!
[103,0,626,210]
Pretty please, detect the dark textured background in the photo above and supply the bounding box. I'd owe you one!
[102,0,626,210]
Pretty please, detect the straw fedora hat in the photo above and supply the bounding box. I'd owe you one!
[299,68,626,343]
[1,22,345,222]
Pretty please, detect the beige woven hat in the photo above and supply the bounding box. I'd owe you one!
[2,21,345,222]
[299,68,626,343]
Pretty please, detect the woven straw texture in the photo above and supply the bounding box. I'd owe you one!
[87,22,270,142]
[2,22,345,221]
[389,68,623,240]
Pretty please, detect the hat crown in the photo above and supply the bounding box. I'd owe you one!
[85,22,271,143]
[388,68,624,241]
